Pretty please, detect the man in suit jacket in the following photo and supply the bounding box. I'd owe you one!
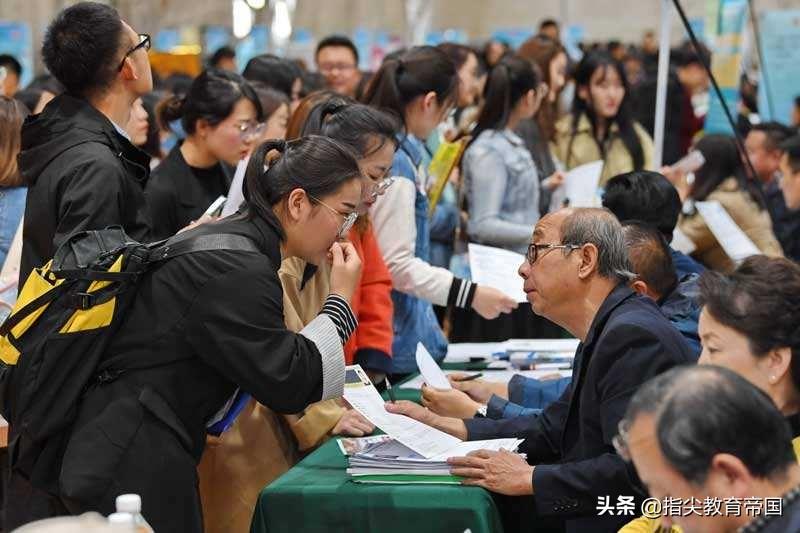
[387,208,696,532]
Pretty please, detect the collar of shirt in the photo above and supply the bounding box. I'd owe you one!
[110,118,131,141]
[500,128,525,147]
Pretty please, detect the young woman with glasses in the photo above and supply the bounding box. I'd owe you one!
[147,68,264,240]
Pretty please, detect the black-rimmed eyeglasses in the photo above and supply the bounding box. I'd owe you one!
[118,33,151,71]
[525,243,582,265]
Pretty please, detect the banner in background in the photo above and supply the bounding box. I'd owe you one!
[704,0,748,135]
[0,22,33,88]
[756,10,800,124]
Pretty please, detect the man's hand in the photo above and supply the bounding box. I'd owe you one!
[331,409,375,437]
[449,375,508,403]
[421,385,481,418]
[448,449,535,496]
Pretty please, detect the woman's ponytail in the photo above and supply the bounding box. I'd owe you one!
[156,94,186,133]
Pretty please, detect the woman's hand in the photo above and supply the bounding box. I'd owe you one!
[331,409,375,437]
[329,241,362,304]
[421,385,482,418]
[471,286,518,320]
[542,170,565,191]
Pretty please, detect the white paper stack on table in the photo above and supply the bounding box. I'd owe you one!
[442,338,580,364]
[339,435,524,483]
[342,365,525,484]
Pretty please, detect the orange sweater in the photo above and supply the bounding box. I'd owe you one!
[343,223,394,371]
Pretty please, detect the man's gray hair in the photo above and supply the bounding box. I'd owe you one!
[560,208,636,283]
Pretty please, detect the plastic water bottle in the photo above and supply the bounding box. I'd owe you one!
[115,494,154,532]
[108,512,135,529]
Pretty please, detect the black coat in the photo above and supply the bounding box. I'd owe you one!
[57,214,332,532]
[146,145,231,241]
[466,285,695,533]
[17,94,151,285]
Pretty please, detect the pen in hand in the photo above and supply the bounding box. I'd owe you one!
[385,376,397,403]
[453,372,483,382]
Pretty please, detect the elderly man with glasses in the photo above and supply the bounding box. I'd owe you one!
[387,207,695,533]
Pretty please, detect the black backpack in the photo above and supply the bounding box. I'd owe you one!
[0,226,258,492]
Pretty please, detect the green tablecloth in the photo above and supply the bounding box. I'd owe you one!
[250,438,505,533]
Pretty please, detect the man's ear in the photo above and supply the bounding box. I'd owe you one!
[630,279,649,296]
[576,243,599,280]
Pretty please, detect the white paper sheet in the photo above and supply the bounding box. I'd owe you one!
[221,157,249,218]
[562,160,604,208]
[467,243,527,302]
[398,369,572,390]
[415,343,451,389]
[670,227,697,255]
[695,200,761,264]
[343,366,461,458]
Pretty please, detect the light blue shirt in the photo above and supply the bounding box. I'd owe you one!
[462,129,541,254]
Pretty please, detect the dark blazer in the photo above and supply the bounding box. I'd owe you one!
[17,94,151,285]
[466,285,695,533]
[146,145,231,240]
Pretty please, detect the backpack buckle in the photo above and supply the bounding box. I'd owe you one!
[71,292,95,310]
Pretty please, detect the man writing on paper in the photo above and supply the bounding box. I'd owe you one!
[387,208,694,533]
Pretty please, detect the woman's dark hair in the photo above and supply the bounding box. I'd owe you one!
[243,136,362,237]
[157,68,263,135]
[436,43,475,71]
[568,51,644,170]
[517,34,567,141]
[361,46,458,121]
[691,134,763,207]
[302,98,399,158]
[242,54,301,99]
[251,82,290,119]
[41,2,125,97]
[140,91,165,159]
[471,55,540,143]
[699,255,800,390]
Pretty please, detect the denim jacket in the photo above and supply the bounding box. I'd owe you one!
[0,186,26,268]
[462,129,540,254]
[387,135,448,373]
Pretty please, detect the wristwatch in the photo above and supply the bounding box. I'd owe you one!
[474,404,488,418]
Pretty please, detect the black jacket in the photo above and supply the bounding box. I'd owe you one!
[57,214,338,532]
[146,145,232,241]
[17,94,151,285]
[466,285,695,533]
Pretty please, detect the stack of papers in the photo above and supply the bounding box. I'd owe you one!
[338,435,524,483]
[443,338,580,364]
[342,365,526,484]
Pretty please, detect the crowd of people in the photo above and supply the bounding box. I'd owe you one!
[1,2,800,532]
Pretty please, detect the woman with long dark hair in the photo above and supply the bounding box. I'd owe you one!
[147,69,263,240]
[552,51,654,186]
[452,56,567,342]
[58,136,364,532]
[677,134,782,271]
[362,46,516,377]
[516,34,569,213]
